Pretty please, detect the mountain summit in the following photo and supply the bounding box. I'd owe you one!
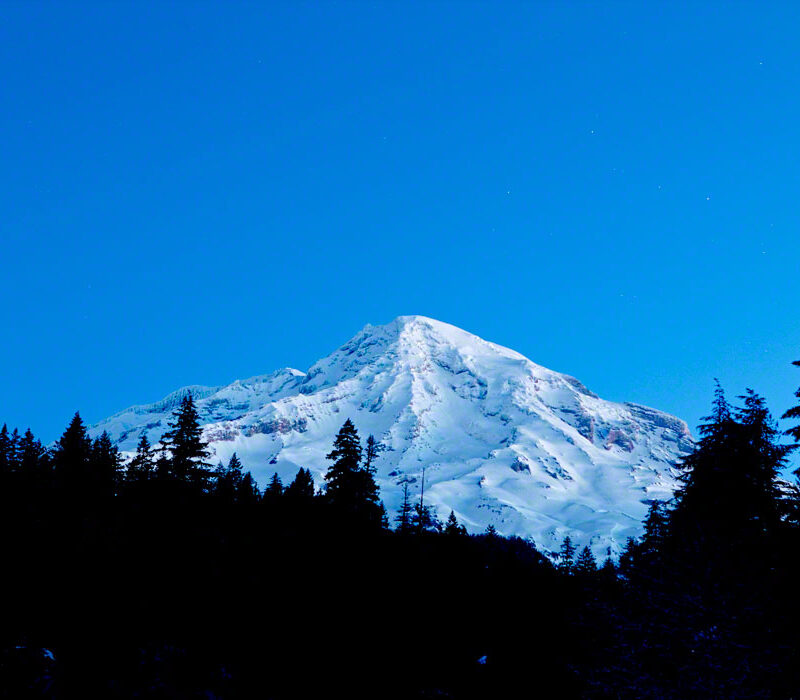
[92,315,692,554]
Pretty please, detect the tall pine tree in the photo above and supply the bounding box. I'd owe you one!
[395,482,413,534]
[159,393,212,489]
[324,419,383,528]
[126,434,155,483]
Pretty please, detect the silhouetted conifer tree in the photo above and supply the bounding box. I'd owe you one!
[640,500,667,561]
[412,501,441,534]
[574,546,597,575]
[285,468,314,502]
[263,472,283,506]
[17,428,47,479]
[7,428,20,472]
[90,431,121,498]
[558,535,575,573]
[363,434,382,473]
[53,412,93,493]
[214,452,244,502]
[159,394,212,489]
[0,424,11,476]
[783,359,800,448]
[617,536,638,577]
[324,419,383,527]
[600,556,617,581]
[395,482,413,534]
[236,472,260,505]
[672,385,789,550]
[126,434,155,483]
[734,389,792,531]
[444,509,466,536]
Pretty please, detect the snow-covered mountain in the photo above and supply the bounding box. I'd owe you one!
[91,315,692,556]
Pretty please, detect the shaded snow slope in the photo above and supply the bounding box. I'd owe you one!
[91,316,692,556]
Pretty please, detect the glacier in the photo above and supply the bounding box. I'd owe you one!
[90,315,693,556]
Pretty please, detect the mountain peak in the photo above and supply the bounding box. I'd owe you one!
[90,317,692,556]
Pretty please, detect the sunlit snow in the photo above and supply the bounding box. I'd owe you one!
[90,316,692,557]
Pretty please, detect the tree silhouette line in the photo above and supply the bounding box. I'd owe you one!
[2,362,800,697]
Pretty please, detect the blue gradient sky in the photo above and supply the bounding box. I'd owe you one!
[2,2,800,444]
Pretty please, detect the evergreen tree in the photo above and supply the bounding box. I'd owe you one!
[444,510,466,536]
[0,424,11,476]
[412,501,441,534]
[324,418,362,495]
[126,434,155,483]
[236,471,260,505]
[154,440,172,482]
[363,435,382,474]
[90,431,121,498]
[214,452,244,502]
[378,501,389,530]
[485,523,498,537]
[227,452,243,475]
[395,482,413,534]
[670,383,737,539]
[324,419,383,527]
[159,393,212,488]
[640,500,668,559]
[574,546,598,575]
[672,385,789,547]
[734,389,792,531]
[53,412,93,491]
[17,428,47,478]
[617,536,638,577]
[7,428,20,472]
[285,468,314,502]
[782,359,800,447]
[599,556,617,581]
[263,472,283,506]
[558,535,575,573]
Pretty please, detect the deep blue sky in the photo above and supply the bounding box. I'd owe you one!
[2,2,800,445]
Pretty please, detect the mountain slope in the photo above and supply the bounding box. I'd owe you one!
[91,315,692,555]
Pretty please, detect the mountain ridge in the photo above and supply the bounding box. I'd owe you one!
[90,315,692,555]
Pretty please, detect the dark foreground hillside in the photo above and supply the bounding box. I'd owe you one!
[4,375,800,698]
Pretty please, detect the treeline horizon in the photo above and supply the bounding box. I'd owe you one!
[3,361,800,698]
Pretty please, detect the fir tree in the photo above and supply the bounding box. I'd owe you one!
[126,434,155,483]
[395,482,413,534]
[324,418,362,496]
[363,435,383,474]
[324,419,383,527]
[53,412,93,490]
[159,393,212,488]
[227,452,243,474]
[734,389,792,530]
[17,428,47,478]
[91,431,121,498]
[574,546,598,575]
[640,500,668,559]
[618,536,638,577]
[600,556,617,581]
[485,524,498,537]
[8,428,20,472]
[672,385,789,546]
[0,424,11,475]
[558,535,575,573]
[782,359,800,446]
[285,468,314,502]
[214,452,244,501]
[263,472,283,506]
[236,472,260,505]
[412,501,441,534]
[670,383,737,538]
[444,510,466,536]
